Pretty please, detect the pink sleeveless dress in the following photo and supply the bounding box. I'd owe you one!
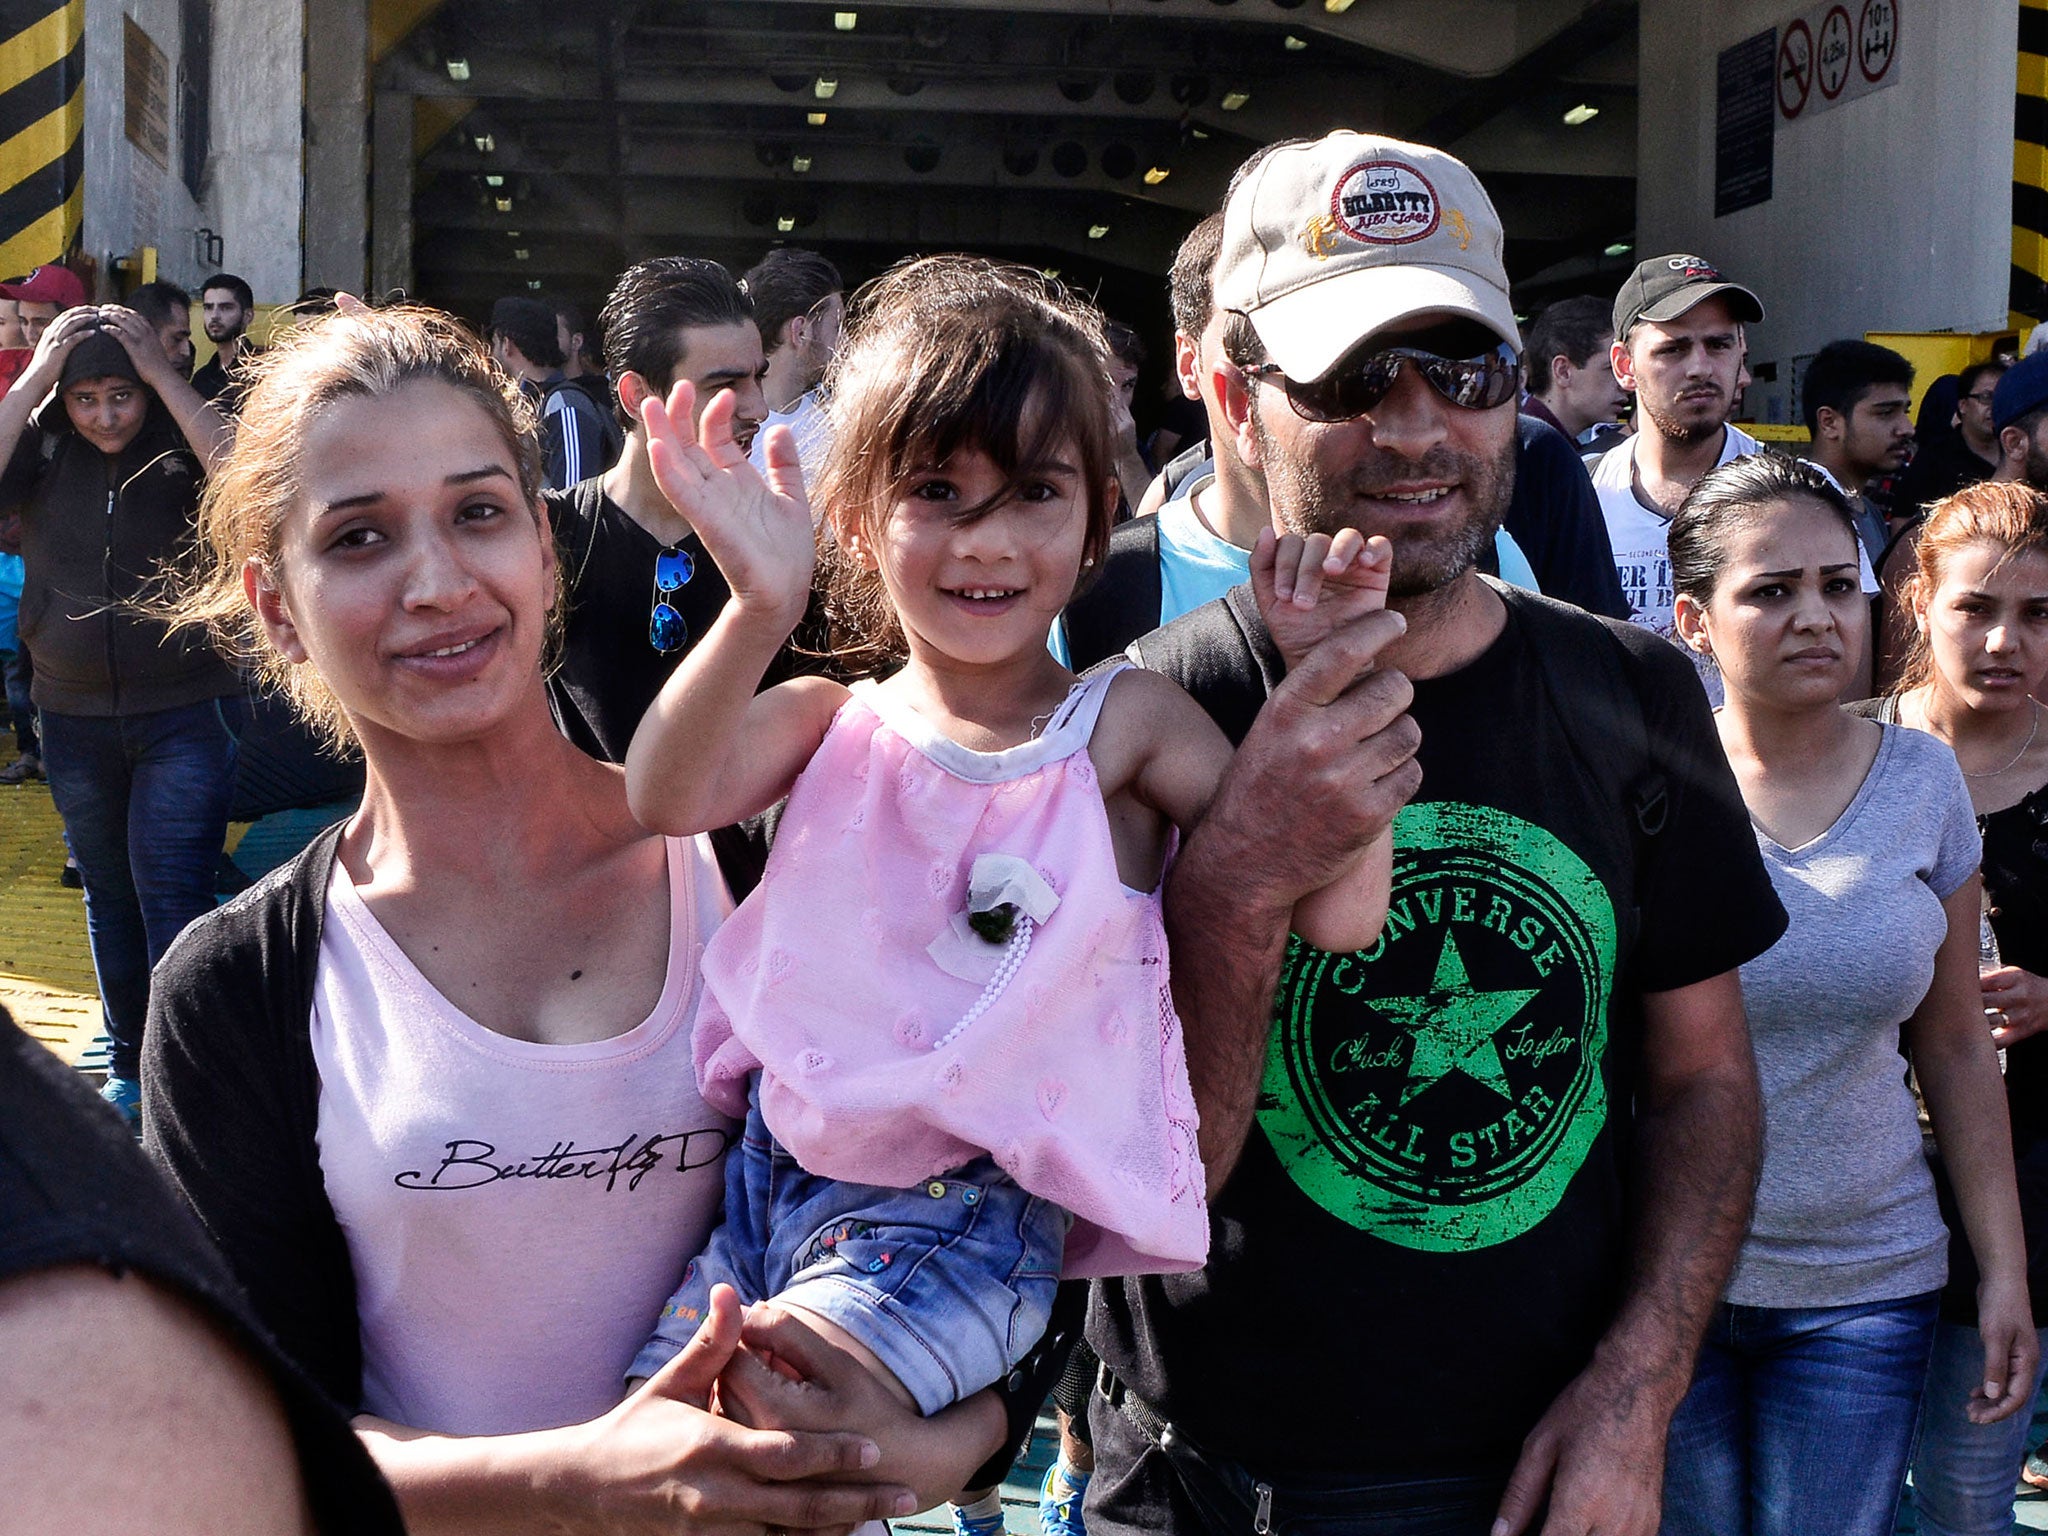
[694,665,1208,1277]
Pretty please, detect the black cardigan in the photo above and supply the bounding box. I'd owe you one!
[140,821,1062,1483]
[142,823,362,1405]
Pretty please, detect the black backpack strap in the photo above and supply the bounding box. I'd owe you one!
[1059,513,1165,672]
[1158,439,1210,500]
[1499,584,1667,842]
[1875,511,1923,585]
[1126,582,1278,747]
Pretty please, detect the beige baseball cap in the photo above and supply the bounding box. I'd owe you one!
[1215,132,1518,383]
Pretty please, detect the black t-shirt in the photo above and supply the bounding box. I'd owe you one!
[1504,414,1632,621]
[192,350,255,414]
[1980,784,2048,1156]
[546,477,737,764]
[1092,587,1786,1479]
[1,1009,403,1533]
[1895,430,1997,516]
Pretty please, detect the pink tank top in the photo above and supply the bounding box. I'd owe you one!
[694,665,1208,1277]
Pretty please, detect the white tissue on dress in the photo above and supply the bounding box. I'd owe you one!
[924,854,1061,983]
[967,854,1060,924]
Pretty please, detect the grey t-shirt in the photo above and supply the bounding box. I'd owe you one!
[1727,721,1981,1308]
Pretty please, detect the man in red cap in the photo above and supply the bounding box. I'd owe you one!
[2,263,87,347]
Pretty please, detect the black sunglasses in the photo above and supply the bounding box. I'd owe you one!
[1244,341,1525,423]
[648,543,696,653]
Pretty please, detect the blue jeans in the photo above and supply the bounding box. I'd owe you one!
[2,642,32,754]
[631,1080,1068,1414]
[1907,1319,2048,1535]
[40,697,244,1080]
[1661,1293,1940,1536]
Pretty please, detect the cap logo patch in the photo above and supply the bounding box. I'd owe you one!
[1332,160,1441,246]
[1298,213,1345,260]
[1665,255,1722,280]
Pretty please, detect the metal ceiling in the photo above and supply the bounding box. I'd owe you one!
[375,0,1640,345]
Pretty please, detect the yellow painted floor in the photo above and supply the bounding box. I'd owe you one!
[0,779,103,1066]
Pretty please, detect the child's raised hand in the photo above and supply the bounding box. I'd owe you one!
[1252,525,1395,673]
[641,379,816,625]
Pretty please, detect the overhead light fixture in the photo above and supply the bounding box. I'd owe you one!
[1192,127,1210,138]
[776,215,797,232]
[494,196,512,212]
[506,229,521,238]
[791,153,812,172]
[1143,166,1170,185]
[807,111,828,125]
[483,173,504,187]
[445,57,470,81]
[1220,89,1250,110]
[474,134,494,154]
[1088,223,1110,240]
[514,248,529,260]
[1323,0,1356,11]
[1604,240,1634,257]
[1562,102,1599,125]
[834,10,857,28]
[527,279,542,290]
[814,77,837,99]
[1283,34,1308,50]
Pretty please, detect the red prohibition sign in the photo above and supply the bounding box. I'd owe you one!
[1817,5,1853,99]
[1859,0,1897,84]
[1778,20,1813,118]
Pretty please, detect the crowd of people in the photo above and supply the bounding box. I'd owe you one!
[4,125,2048,1536]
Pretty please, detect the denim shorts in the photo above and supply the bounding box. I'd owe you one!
[630,1079,1069,1414]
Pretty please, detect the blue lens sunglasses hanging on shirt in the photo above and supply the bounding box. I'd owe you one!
[649,543,695,653]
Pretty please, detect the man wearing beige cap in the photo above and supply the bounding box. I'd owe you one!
[1086,132,1785,1536]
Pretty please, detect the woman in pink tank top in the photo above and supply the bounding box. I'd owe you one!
[621,255,1400,1511]
[139,299,1014,1534]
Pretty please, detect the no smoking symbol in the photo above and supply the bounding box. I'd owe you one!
[1817,6,1852,98]
[1860,0,1897,83]
[1778,20,1812,117]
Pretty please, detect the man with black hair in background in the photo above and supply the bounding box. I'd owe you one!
[545,257,772,766]
[741,248,842,490]
[1522,294,1629,450]
[1101,319,1154,514]
[1897,358,2009,514]
[128,280,195,378]
[192,273,260,408]
[1799,339,1915,566]
[550,297,623,471]
[488,294,614,490]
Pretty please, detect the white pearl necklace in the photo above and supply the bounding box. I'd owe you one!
[931,917,1034,1051]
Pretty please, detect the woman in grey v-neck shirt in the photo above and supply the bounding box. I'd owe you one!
[1655,454,2033,1536]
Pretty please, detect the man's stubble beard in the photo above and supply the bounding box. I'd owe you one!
[1252,402,1516,599]
[1640,388,1727,448]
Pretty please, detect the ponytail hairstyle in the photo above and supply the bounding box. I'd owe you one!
[1668,451,1860,609]
[155,304,546,750]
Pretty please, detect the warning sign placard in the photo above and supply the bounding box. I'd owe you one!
[1775,0,1899,121]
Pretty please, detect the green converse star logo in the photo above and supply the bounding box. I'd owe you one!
[1257,801,1618,1252]
[1376,930,1539,1105]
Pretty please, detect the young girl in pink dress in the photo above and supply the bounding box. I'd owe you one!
[622,256,1393,1447]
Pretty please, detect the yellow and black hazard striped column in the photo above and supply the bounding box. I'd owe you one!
[2018,0,2048,316]
[0,0,80,279]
